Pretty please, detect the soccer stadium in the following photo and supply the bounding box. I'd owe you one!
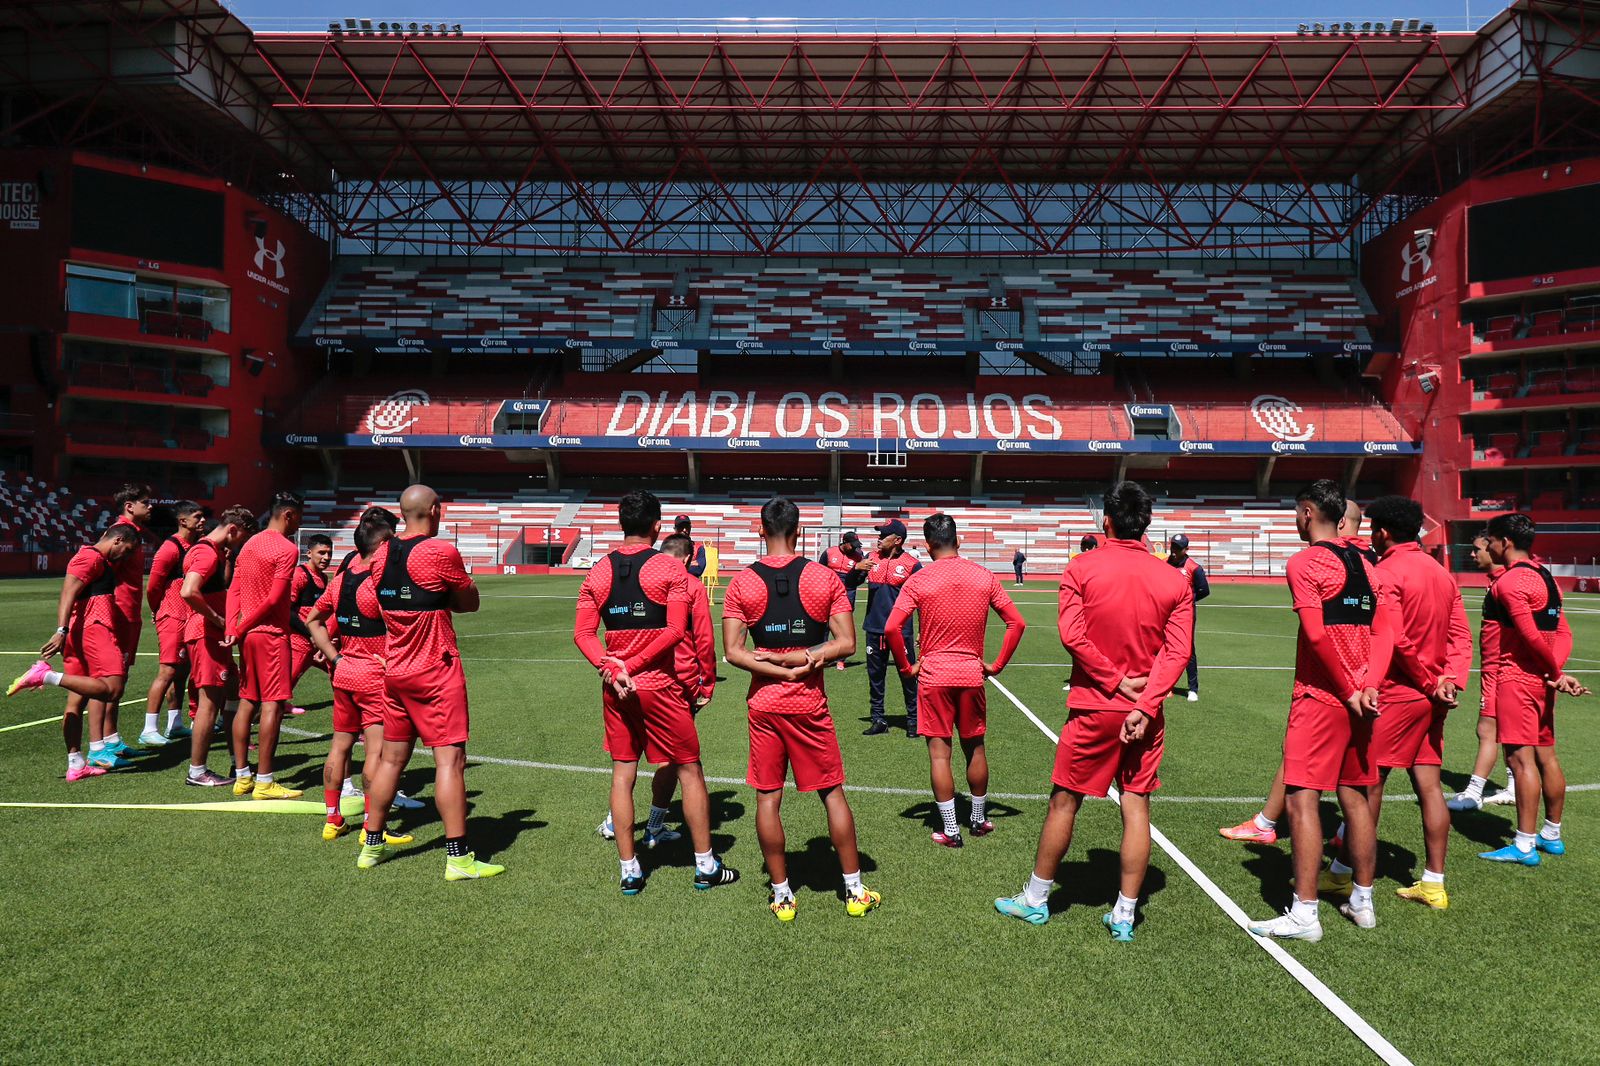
[1,0,1598,1061]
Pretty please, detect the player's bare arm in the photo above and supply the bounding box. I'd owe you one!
[42,572,87,657]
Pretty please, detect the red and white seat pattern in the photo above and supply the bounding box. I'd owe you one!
[0,473,111,554]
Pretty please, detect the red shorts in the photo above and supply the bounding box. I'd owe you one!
[64,620,124,678]
[1051,707,1164,797]
[155,616,187,667]
[289,635,327,686]
[1373,694,1444,769]
[187,631,235,690]
[1495,680,1556,747]
[383,655,470,747]
[1479,671,1498,719]
[602,684,700,766]
[1283,695,1377,791]
[238,630,292,703]
[747,707,845,792]
[332,687,388,735]
[918,685,987,740]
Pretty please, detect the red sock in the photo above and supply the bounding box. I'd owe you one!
[324,787,341,823]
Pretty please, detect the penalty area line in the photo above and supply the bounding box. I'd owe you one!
[985,675,1414,1066]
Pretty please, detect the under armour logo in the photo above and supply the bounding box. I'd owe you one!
[253,235,286,279]
[1400,233,1432,284]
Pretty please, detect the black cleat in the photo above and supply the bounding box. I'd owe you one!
[863,721,889,736]
[693,858,740,890]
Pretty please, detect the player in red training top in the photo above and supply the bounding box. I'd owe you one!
[722,496,879,922]
[819,530,866,670]
[355,485,502,881]
[1349,496,1472,910]
[7,524,143,781]
[142,500,206,746]
[861,519,920,736]
[594,531,716,846]
[286,533,333,716]
[303,508,413,846]
[176,507,257,787]
[885,513,1026,848]
[1250,481,1398,943]
[575,490,736,896]
[89,483,151,762]
[223,491,306,801]
[1448,533,1517,811]
[994,482,1191,942]
[1219,496,1366,844]
[1478,512,1589,866]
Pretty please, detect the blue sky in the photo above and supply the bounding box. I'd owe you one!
[226,1,1487,32]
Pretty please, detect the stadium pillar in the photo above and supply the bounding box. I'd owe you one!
[828,452,841,494]
[971,453,984,497]
[1255,457,1277,498]
[1343,457,1365,497]
[316,448,339,489]
[402,448,419,483]
[687,452,700,495]
[1113,456,1129,484]
[542,450,560,491]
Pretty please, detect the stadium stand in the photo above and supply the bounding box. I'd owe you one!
[0,472,112,553]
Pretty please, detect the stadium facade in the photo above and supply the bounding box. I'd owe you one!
[0,1,1597,578]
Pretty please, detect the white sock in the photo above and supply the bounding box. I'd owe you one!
[1351,883,1373,909]
[256,772,273,785]
[1464,775,1486,797]
[44,671,63,686]
[1023,873,1052,908]
[1112,892,1137,924]
[936,797,959,835]
[105,732,121,746]
[89,740,106,754]
[144,712,159,733]
[1254,812,1276,831]
[1514,830,1536,853]
[648,805,669,833]
[1329,857,1353,876]
[843,869,863,894]
[67,752,86,772]
[234,766,252,780]
[970,793,988,824]
[1505,769,1516,791]
[1422,869,1444,884]
[188,764,207,780]
[1541,820,1562,841]
[694,850,717,874]
[620,857,642,879]
[167,708,181,731]
[1291,897,1319,924]
[771,878,794,903]
[342,777,356,792]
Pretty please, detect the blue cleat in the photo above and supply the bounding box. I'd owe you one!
[1535,836,1566,856]
[994,894,1049,926]
[1479,844,1541,866]
[106,739,152,759]
[87,749,134,770]
[620,874,646,896]
[1102,912,1135,942]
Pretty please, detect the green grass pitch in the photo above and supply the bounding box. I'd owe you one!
[0,576,1597,1064]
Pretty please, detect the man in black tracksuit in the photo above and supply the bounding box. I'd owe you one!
[862,519,919,737]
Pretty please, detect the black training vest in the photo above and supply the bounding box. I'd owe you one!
[290,564,323,637]
[337,549,359,574]
[376,535,449,611]
[192,540,229,596]
[81,551,118,600]
[1482,574,1507,625]
[335,568,386,638]
[1507,560,1562,632]
[748,557,828,650]
[600,548,669,630]
[1313,541,1376,627]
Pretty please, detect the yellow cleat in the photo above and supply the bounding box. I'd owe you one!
[232,774,254,796]
[770,896,797,922]
[1316,869,1353,897]
[845,886,881,917]
[1396,880,1449,910]
[322,819,355,841]
[252,780,304,801]
[444,852,505,881]
[382,829,415,846]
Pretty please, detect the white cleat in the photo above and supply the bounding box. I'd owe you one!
[1446,792,1483,812]
[1249,910,1323,943]
[1338,901,1377,929]
[137,728,174,747]
[340,781,365,799]
[597,813,616,840]
[390,790,425,810]
[1186,690,1200,703]
[1481,787,1517,806]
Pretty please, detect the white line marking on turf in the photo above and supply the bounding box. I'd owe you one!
[0,715,63,734]
[984,675,1415,1066]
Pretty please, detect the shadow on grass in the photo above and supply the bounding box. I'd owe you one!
[786,835,879,896]
[1447,807,1516,849]
[898,797,1026,832]
[466,808,547,861]
[1045,847,1169,914]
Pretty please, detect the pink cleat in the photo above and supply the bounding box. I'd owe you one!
[834,662,846,672]
[6,659,53,697]
[931,831,965,849]
[290,706,308,717]
[66,763,108,782]
[1219,818,1279,845]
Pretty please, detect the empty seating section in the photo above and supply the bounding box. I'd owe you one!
[0,472,111,553]
[1471,290,1600,345]
[290,376,546,436]
[1142,370,1406,442]
[1475,365,1600,400]
[1526,431,1568,458]
[306,260,1372,346]
[298,490,1306,576]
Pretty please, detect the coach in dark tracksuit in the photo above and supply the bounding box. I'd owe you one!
[1012,549,1026,586]
[1166,533,1211,700]
[820,530,867,613]
[674,514,707,579]
[863,519,919,737]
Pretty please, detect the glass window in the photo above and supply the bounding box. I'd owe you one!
[177,285,230,333]
[65,265,135,319]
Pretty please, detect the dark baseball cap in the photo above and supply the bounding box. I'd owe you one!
[875,519,908,539]
[1170,533,1190,550]
[841,530,860,545]
[673,514,692,530]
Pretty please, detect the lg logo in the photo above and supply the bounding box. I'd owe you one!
[253,235,286,280]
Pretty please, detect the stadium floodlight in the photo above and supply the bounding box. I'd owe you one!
[328,21,341,34]
[1419,21,1434,32]
[358,18,372,34]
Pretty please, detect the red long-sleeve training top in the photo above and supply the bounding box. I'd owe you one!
[1376,541,1473,700]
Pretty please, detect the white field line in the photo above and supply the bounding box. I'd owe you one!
[984,675,1414,1066]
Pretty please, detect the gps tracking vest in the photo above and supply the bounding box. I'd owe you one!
[192,539,229,595]
[1506,560,1563,631]
[377,535,449,611]
[336,568,386,638]
[291,564,322,637]
[748,557,827,650]
[1312,541,1376,627]
[601,549,668,630]
[80,552,118,601]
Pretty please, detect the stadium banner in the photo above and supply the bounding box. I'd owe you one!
[304,334,1373,358]
[273,431,1415,456]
